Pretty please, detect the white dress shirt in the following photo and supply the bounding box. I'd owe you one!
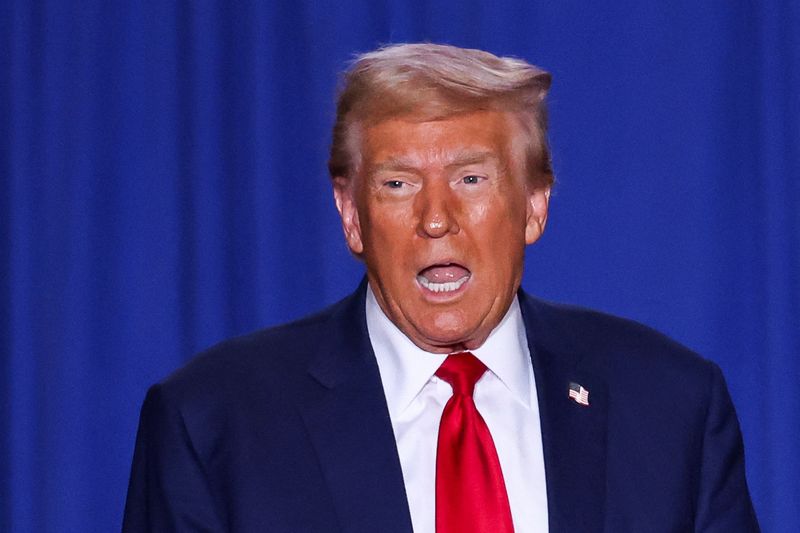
[366,286,549,533]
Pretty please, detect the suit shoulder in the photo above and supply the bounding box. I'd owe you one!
[520,293,726,432]
[520,293,716,381]
[156,295,353,404]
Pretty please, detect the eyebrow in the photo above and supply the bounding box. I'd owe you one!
[368,150,499,174]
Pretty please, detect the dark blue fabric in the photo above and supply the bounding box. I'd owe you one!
[121,285,759,532]
[2,1,797,531]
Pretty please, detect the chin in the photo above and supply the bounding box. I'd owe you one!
[414,315,482,350]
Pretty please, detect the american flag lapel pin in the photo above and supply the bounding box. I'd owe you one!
[568,382,590,406]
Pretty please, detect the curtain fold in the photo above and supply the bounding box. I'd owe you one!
[2,1,797,531]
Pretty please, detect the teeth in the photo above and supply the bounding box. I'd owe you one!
[417,275,470,293]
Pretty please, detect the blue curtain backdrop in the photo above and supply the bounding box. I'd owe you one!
[2,1,798,531]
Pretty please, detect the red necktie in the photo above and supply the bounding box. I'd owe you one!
[435,352,514,533]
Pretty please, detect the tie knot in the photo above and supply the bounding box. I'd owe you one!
[435,352,487,396]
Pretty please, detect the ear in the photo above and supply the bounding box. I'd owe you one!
[333,176,364,255]
[524,186,550,245]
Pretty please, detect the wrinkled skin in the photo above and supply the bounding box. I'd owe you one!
[334,110,550,354]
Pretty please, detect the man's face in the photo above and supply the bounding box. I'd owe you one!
[334,110,550,353]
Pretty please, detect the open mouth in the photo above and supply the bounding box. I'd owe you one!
[416,263,471,294]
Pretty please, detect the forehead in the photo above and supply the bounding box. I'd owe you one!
[360,111,516,170]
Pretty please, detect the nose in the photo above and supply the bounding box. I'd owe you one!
[416,181,460,238]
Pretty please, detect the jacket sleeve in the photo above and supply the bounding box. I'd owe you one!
[694,363,760,532]
[122,384,227,532]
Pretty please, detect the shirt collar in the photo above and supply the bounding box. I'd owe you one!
[471,295,532,409]
[366,285,533,420]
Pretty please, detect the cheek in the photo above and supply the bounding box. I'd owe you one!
[476,196,529,270]
[467,193,527,235]
[469,203,490,221]
[463,193,502,223]
[360,205,417,266]
[361,200,403,237]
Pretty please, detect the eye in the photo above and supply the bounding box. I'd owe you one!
[385,180,405,189]
[462,175,484,185]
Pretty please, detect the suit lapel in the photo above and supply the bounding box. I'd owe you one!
[520,293,608,533]
[299,284,413,533]
[297,286,608,532]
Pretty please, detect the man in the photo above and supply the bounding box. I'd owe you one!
[123,44,759,532]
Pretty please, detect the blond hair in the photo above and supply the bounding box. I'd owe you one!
[328,43,553,188]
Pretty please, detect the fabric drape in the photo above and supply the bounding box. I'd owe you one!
[2,1,797,531]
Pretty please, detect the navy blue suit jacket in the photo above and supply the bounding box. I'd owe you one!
[123,284,759,532]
